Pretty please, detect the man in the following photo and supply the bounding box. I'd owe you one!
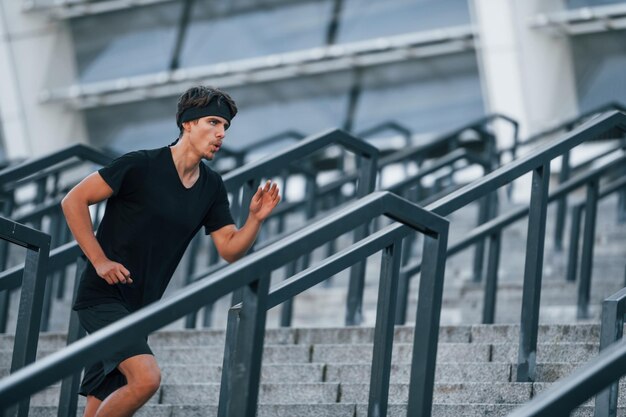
[62,86,280,417]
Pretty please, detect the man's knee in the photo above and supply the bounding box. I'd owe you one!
[118,355,161,398]
[134,370,160,398]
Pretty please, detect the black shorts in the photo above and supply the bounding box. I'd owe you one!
[77,303,153,401]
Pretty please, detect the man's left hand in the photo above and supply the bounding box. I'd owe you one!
[249,180,281,222]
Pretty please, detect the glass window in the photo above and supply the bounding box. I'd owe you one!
[179,1,333,67]
[338,0,471,43]
[84,98,179,153]
[70,3,183,82]
[354,52,484,137]
[571,32,626,112]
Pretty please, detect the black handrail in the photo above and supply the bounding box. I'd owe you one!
[507,266,626,417]
[375,109,626,412]
[595,286,626,417]
[0,144,116,331]
[519,101,626,149]
[357,120,413,147]
[397,151,626,324]
[0,144,116,187]
[0,216,50,417]
[193,128,379,326]
[217,130,306,166]
[0,192,448,417]
[506,337,626,417]
[185,147,486,328]
[566,173,626,319]
[512,102,626,251]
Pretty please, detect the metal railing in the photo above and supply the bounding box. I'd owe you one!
[0,191,449,417]
[397,151,626,325]
[512,102,626,251]
[568,174,626,319]
[186,128,379,327]
[216,130,306,170]
[595,286,626,417]
[192,113,515,324]
[392,110,626,388]
[0,216,50,417]
[507,284,626,417]
[0,145,116,333]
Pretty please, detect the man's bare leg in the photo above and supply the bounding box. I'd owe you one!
[93,354,160,417]
[83,396,101,417]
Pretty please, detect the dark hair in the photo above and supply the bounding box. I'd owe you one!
[175,85,238,137]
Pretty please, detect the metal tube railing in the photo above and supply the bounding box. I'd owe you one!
[401,110,626,384]
[211,128,379,327]
[397,151,626,325]
[0,192,448,417]
[0,216,50,417]
[594,286,626,417]
[507,285,626,417]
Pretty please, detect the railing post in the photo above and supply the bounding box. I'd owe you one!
[406,227,448,417]
[566,204,583,282]
[217,304,241,417]
[346,153,377,325]
[0,192,15,334]
[280,172,317,327]
[183,234,202,328]
[368,241,401,417]
[55,217,71,300]
[472,191,495,283]
[517,163,550,382]
[618,186,626,223]
[554,151,571,251]
[58,257,87,417]
[482,230,502,324]
[220,275,270,417]
[9,235,51,417]
[594,292,625,417]
[396,185,419,325]
[577,179,599,320]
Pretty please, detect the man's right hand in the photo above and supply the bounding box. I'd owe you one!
[94,258,133,285]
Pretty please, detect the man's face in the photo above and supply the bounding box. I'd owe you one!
[185,115,230,160]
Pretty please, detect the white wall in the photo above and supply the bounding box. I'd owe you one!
[0,0,87,160]
[472,0,579,140]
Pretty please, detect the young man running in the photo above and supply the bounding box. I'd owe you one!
[62,86,280,417]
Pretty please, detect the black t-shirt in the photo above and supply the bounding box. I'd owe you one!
[73,146,235,312]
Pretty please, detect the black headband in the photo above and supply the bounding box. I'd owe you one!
[179,99,235,126]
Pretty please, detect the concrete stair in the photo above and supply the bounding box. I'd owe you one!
[4,323,626,416]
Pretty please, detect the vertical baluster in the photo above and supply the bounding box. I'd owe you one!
[482,230,502,324]
[406,227,448,417]
[346,154,377,325]
[367,241,401,417]
[566,204,583,282]
[58,257,87,417]
[517,163,550,382]
[10,235,51,417]
[594,290,626,417]
[554,151,570,251]
[220,275,270,417]
[577,179,599,320]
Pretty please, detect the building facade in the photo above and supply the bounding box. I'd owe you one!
[0,0,625,160]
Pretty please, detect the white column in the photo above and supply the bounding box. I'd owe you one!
[471,0,578,139]
[0,0,87,160]
[471,0,579,201]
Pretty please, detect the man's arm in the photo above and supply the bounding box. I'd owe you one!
[211,180,280,263]
[61,172,132,285]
